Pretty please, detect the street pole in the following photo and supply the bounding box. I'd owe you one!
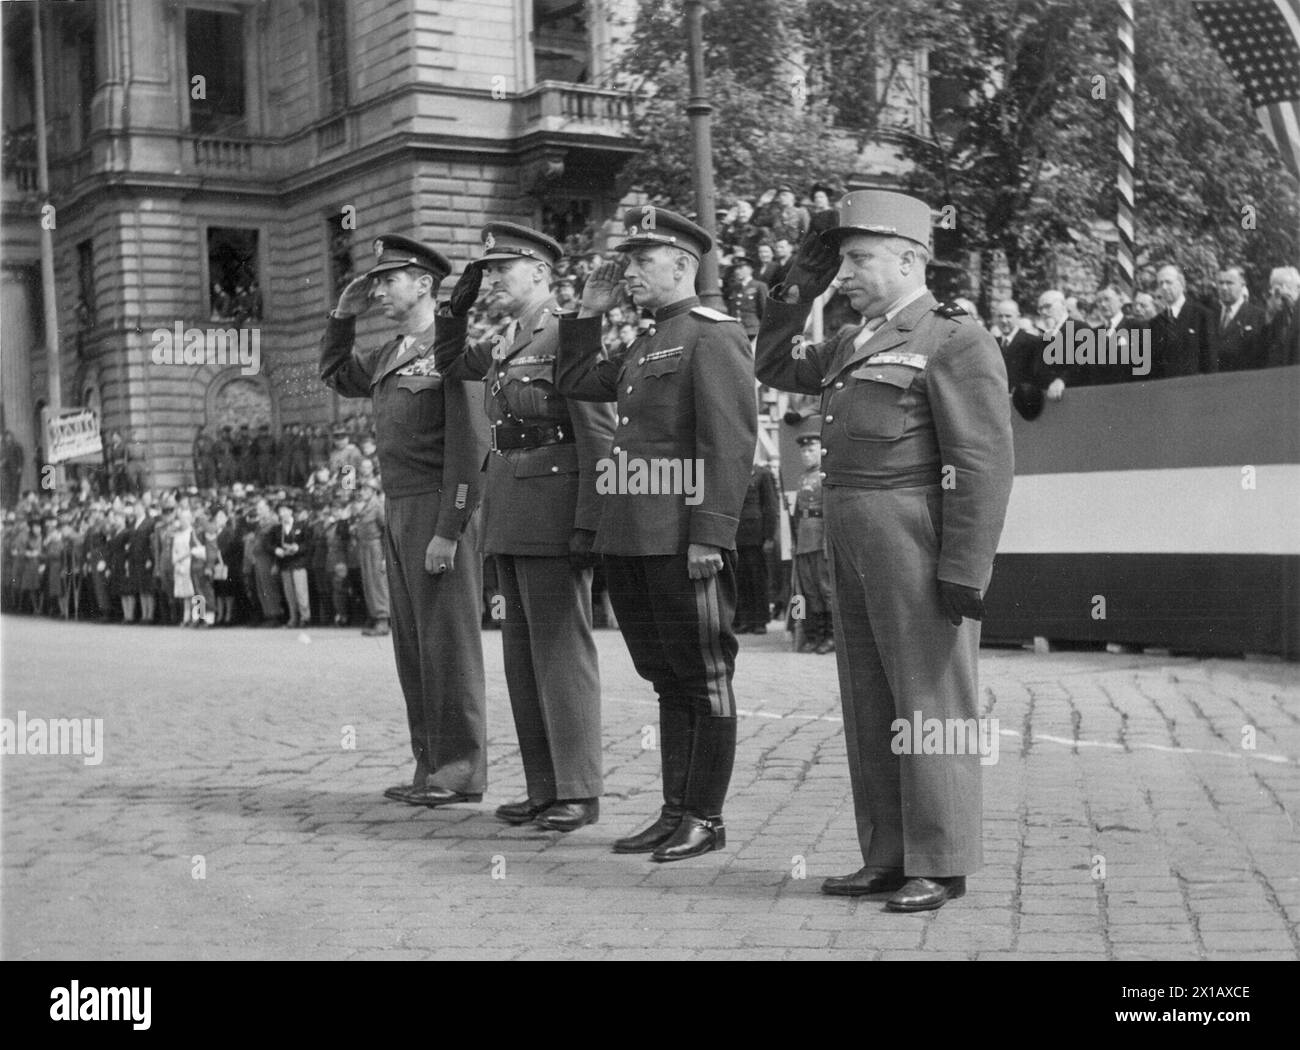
[33,1,64,488]
[684,0,723,308]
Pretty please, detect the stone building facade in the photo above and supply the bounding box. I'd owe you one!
[2,0,641,490]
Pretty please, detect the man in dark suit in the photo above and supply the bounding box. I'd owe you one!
[557,207,758,863]
[756,191,1014,912]
[434,222,616,834]
[1211,266,1266,372]
[990,299,1041,392]
[1153,264,1217,377]
[320,233,488,808]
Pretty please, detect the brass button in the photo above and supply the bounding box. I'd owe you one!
[825,415,834,422]
[621,416,629,425]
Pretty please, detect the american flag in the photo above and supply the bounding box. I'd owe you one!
[1193,0,1300,181]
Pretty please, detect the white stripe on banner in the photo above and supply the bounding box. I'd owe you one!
[999,465,1300,554]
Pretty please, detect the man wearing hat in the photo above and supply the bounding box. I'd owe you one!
[556,206,758,862]
[791,426,833,655]
[756,191,1014,911]
[726,255,768,344]
[434,221,616,833]
[319,233,488,808]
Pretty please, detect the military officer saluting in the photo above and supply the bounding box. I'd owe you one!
[434,222,616,833]
[791,427,833,655]
[756,192,1014,911]
[320,233,488,808]
[556,207,758,862]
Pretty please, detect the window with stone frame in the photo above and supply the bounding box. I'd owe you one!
[207,227,261,323]
[186,8,247,135]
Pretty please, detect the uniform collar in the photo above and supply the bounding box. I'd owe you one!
[653,295,700,322]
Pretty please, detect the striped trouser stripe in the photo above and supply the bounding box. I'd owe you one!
[694,574,734,717]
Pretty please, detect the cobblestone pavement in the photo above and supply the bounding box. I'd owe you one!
[2,614,1297,960]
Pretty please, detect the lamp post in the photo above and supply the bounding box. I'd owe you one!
[684,0,723,308]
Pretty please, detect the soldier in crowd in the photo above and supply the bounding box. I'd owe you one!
[321,232,487,808]
[557,207,758,862]
[435,221,617,833]
[328,425,363,478]
[757,191,1014,912]
[192,426,216,489]
[350,479,389,636]
[734,452,779,635]
[790,430,833,654]
[215,426,236,486]
[726,256,768,344]
[252,423,277,486]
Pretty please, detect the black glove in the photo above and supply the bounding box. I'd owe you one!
[569,528,600,572]
[938,580,985,626]
[777,230,840,303]
[447,264,483,318]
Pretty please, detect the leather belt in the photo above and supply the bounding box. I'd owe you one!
[490,422,573,452]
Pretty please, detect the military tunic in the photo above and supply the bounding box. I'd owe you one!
[791,465,832,616]
[436,297,616,800]
[556,296,757,718]
[320,313,488,796]
[756,290,1013,877]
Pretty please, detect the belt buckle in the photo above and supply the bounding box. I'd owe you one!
[489,425,500,453]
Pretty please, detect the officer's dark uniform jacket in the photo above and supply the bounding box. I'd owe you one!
[756,291,1013,591]
[434,298,615,556]
[727,278,768,338]
[319,314,484,537]
[556,296,758,556]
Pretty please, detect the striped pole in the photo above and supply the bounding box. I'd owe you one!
[1116,0,1137,297]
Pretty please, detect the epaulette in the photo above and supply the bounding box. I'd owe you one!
[691,305,740,322]
[935,301,968,319]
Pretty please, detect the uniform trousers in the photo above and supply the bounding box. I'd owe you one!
[384,490,486,795]
[825,483,982,877]
[602,552,738,718]
[495,554,603,800]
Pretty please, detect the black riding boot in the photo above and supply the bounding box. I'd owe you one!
[612,706,693,853]
[652,715,736,862]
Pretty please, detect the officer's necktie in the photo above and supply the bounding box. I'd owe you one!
[1221,306,1232,330]
[504,319,520,346]
[852,314,887,352]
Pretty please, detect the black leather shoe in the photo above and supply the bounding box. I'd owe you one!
[533,799,599,832]
[384,783,418,803]
[885,876,967,912]
[495,797,554,825]
[612,807,684,853]
[404,785,483,808]
[820,866,907,897]
[650,815,725,862]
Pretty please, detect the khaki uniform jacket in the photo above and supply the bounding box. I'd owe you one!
[555,297,758,556]
[756,292,1013,591]
[434,299,616,557]
[319,314,485,539]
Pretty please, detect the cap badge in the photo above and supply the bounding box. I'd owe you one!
[373,239,384,259]
[484,232,496,250]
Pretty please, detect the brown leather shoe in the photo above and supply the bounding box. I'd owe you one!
[820,866,906,897]
[885,876,967,912]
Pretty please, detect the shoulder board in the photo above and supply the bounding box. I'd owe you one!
[691,306,740,322]
[935,301,968,319]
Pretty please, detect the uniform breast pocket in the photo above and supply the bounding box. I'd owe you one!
[395,373,443,430]
[506,361,560,418]
[843,364,919,441]
[637,355,683,405]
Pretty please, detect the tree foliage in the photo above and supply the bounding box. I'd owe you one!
[616,0,1299,300]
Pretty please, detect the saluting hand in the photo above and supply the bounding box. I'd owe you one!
[780,230,840,304]
[578,259,627,318]
[447,265,483,317]
[334,274,375,319]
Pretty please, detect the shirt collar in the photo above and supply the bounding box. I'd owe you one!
[878,285,928,323]
[654,296,700,322]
